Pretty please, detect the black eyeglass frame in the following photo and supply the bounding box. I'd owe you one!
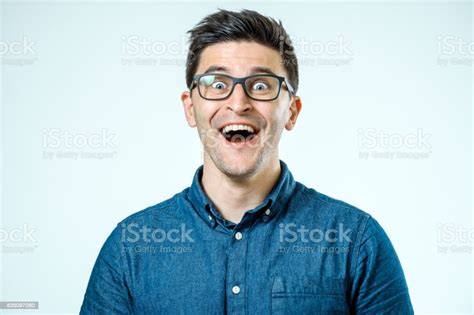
[189,73,295,101]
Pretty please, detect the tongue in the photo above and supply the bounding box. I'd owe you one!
[225,130,253,142]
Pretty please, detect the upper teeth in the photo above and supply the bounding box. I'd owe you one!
[222,124,255,134]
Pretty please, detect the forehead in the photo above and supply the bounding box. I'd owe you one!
[196,41,286,76]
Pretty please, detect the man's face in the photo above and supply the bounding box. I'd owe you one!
[182,41,301,178]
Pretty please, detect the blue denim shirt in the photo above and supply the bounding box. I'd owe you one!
[81,160,413,314]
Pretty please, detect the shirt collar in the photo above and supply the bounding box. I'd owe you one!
[186,160,296,229]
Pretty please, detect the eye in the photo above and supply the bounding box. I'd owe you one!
[211,81,227,90]
[252,82,269,91]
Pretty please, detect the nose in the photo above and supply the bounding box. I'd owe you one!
[226,83,252,114]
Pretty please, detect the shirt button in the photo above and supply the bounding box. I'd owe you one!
[265,208,271,216]
[232,285,241,294]
[208,215,213,221]
[234,232,243,240]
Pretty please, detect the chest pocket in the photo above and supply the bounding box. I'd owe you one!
[271,275,349,315]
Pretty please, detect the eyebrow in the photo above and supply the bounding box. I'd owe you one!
[202,65,278,76]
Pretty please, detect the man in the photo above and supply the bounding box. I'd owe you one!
[81,9,414,314]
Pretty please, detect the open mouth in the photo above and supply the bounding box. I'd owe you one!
[219,124,259,143]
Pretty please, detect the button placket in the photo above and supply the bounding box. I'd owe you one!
[225,229,248,315]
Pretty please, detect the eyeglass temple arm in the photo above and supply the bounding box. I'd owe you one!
[189,77,197,90]
[285,79,295,95]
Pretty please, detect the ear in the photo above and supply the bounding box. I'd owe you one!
[181,90,197,127]
[285,96,302,131]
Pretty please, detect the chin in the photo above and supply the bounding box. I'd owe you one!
[215,153,263,179]
[223,164,257,178]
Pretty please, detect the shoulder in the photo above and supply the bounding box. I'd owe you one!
[118,189,189,227]
[294,181,372,225]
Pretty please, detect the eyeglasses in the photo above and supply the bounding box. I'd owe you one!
[189,73,295,101]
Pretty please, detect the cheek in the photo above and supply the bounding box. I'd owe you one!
[194,101,221,125]
[193,105,211,126]
[264,105,289,129]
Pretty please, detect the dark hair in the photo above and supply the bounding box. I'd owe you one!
[185,9,299,94]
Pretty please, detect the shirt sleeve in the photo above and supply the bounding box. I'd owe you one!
[350,216,414,314]
[80,225,132,314]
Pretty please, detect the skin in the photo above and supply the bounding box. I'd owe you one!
[181,41,302,224]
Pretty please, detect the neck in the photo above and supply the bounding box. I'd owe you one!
[201,155,281,224]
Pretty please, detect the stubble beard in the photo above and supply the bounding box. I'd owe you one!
[200,129,274,180]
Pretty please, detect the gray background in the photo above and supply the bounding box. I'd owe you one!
[1,1,472,313]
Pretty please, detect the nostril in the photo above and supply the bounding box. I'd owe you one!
[227,103,252,113]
